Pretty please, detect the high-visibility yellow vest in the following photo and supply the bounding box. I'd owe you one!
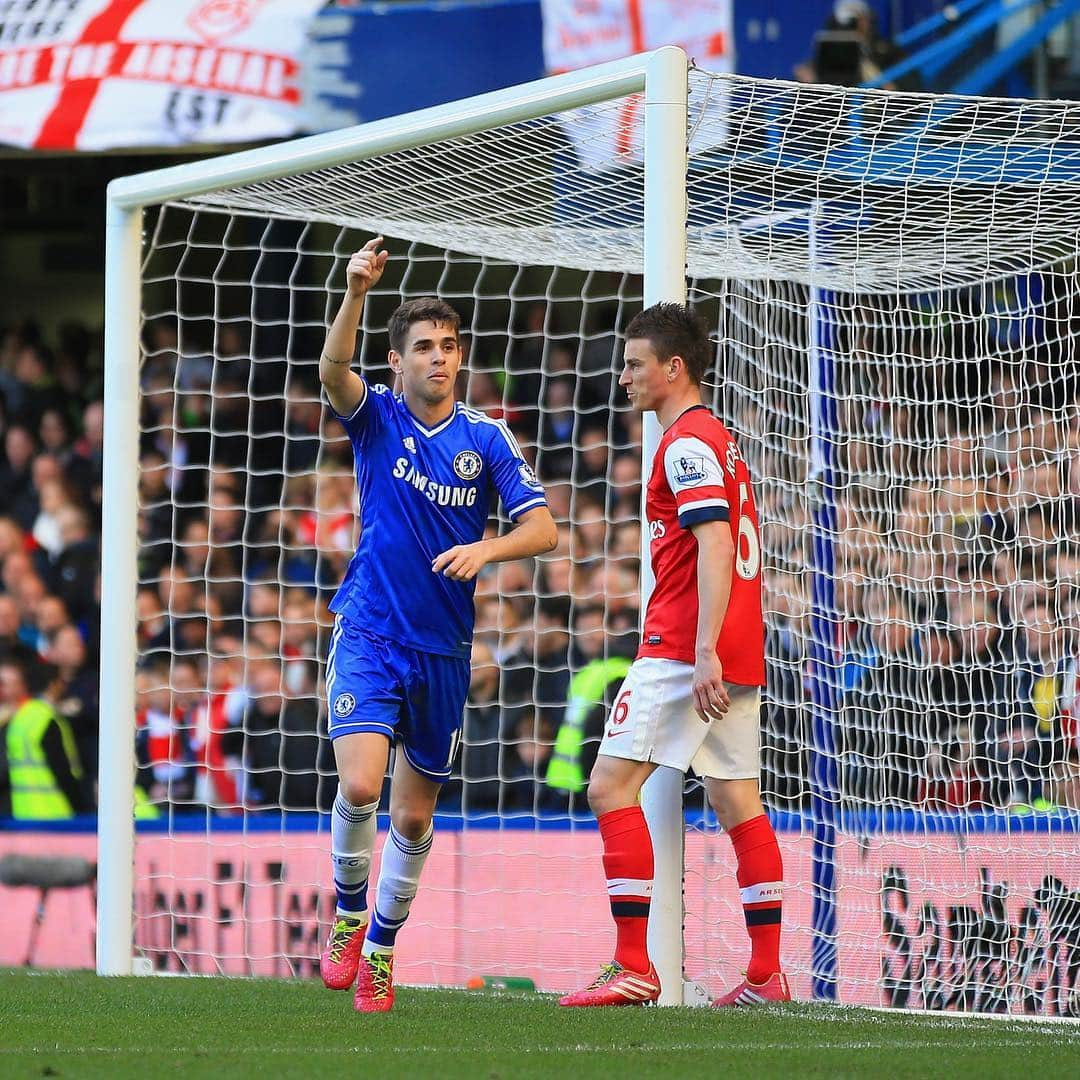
[134,784,161,820]
[546,657,631,793]
[6,698,82,820]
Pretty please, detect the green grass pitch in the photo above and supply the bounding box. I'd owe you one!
[1,970,1076,1079]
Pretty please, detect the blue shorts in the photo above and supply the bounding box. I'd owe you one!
[325,617,470,782]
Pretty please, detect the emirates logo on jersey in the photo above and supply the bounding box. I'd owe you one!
[674,456,707,486]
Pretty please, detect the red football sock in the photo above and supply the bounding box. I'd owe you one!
[598,806,654,974]
[728,813,783,983]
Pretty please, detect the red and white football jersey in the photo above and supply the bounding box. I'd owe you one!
[639,405,765,686]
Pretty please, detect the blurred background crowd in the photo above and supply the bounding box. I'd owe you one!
[1,276,1079,823]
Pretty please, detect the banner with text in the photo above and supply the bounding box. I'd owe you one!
[2,826,1076,1015]
[0,0,324,150]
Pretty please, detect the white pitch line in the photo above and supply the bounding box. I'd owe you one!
[0,1041,1022,1056]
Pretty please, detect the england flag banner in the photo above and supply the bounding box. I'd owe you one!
[541,0,732,74]
[540,0,732,169]
[0,0,324,150]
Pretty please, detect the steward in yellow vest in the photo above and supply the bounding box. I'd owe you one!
[546,656,632,794]
[1,658,89,820]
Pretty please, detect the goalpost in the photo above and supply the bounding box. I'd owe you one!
[100,46,693,999]
[100,47,1080,1015]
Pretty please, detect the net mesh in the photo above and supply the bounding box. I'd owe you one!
[128,68,1080,1013]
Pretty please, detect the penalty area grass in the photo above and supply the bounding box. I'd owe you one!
[0,969,1075,1079]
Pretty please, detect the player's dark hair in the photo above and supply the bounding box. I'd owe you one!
[387,298,461,354]
[625,303,711,385]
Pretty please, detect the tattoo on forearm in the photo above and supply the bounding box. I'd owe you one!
[320,353,352,366]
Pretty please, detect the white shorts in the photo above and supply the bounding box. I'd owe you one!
[597,657,761,780]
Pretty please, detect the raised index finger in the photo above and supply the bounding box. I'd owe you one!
[361,236,385,253]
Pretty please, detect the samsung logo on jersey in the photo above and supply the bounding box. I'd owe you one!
[393,458,479,507]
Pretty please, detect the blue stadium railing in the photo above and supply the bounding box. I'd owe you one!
[4,808,1077,834]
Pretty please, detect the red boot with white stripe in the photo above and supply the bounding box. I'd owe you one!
[712,971,791,1008]
[558,961,661,1007]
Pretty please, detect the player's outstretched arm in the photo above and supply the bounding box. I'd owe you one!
[321,237,389,416]
[690,519,735,722]
[432,506,557,582]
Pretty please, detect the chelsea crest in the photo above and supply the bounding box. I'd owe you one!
[453,450,483,481]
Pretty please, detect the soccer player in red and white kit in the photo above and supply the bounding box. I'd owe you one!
[559,303,789,1008]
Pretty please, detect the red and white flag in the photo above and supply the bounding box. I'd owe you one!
[540,0,733,168]
[541,0,732,73]
[0,0,324,150]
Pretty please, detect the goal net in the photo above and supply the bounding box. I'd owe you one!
[106,56,1080,1015]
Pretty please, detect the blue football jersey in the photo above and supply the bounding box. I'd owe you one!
[328,381,547,657]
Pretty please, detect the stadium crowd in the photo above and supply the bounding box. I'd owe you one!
[1,288,1079,821]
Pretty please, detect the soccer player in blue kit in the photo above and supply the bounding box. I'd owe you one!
[317,238,557,1012]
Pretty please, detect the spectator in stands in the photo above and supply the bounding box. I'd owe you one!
[794,0,904,88]
[930,587,1016,808]
[923,723,988,810]
[281,590,320,696]
[10,342,55,422]
[284,380,323,474]
[537,375,575,478]
[29,464,70,555]
[0,654,91,819]
[546,602,632,812]
[135,659,196,808]
[208,365,254,471]
[142,320,179,385]
[500,598,572,730]
[0,516,23,564]
[208,486,244,552]
[577,302,620,408]
[136,587,167,653]
[543,480,572,527]
[842,591,925,805]
[465,369,506,418]
[178,517,212,579]
[70,400,103,518]
[504,300,547,423]
[1007,595,1073,809]
[46,505,98,624]
[9,276,1080,829]
[147,567,197,655]
[137,447,175,577]
[2,425,38,528]
[0,593,37,670]
[1050,744,1080,809]
[607,452,641,525]
[222,657,323,811]
[500,707,556,812]
[38,407,73,461]
[762,570,809,809]
[49,624,99,787]
[570,492,606,579]
[460,638,502,812]
[12,574,48,651]
[188,645,242,811]
[572,420,610,506]
[32,594,70,658]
